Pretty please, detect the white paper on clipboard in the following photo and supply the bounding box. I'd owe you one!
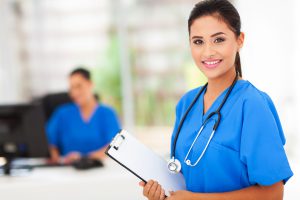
[105,129,186,195]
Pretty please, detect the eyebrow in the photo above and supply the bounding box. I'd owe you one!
[191,32,226,39]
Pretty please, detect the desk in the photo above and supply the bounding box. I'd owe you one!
[0,127,170,200]
[0,159,145,200]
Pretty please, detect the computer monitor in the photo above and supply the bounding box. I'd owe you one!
[0,103,49,174]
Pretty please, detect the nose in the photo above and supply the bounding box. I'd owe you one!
[202,43,216,58]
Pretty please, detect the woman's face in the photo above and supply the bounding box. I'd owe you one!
[69,74,94,106]
[189,15,244,80]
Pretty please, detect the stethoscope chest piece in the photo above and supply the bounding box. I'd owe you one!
[167,157,181,173]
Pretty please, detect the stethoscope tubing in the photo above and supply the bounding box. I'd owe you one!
[171,73,239,161]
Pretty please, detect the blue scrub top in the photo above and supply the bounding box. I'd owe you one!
[46,103,121,156]
[171,80,293,193]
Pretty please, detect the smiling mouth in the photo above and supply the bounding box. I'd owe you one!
[202,59,222,69]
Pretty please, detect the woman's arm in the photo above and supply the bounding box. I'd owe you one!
[88,145,109,160]
[140,181,283,200]
[49,146,82,164]
[49,146,60,163]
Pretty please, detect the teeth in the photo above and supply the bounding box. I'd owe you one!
[204,60,220,65]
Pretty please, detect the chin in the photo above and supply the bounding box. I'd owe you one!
[199,66,233,81]
[199,69,222,80]
[73,99,84,106]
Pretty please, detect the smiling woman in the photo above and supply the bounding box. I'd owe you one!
[139,0,293,200]
[189,13,243,83]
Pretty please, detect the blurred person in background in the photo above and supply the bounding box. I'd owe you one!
[140,0,293,199]
[46,68,121,164]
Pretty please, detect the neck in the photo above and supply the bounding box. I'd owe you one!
[206,68,237,98]
[80,97,97,112]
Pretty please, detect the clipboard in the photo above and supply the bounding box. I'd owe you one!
[105,130,186,195]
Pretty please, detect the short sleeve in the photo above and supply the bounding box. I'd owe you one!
[46,109,61,147]
[240,95,293,186]
[103,107,121,144]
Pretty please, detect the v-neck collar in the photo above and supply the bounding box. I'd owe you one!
[201,80,245,122]
[76,104,99,124]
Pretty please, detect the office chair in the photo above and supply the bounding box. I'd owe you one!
[38,92,100,121]
[40,92,72,121]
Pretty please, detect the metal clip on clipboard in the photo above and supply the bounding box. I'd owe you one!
[110,133,125,150]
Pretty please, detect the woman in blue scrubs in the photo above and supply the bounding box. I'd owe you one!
[140,0,293,199]
[47,68,121,164]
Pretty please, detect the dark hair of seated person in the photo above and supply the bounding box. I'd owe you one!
[70,67,91,80]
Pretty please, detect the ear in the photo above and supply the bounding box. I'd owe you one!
[87,80,94,89]
[237,32,245,51]
[90,81,95,89]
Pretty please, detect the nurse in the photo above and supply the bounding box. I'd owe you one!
[46,68,121,164]
[139,0,293,199]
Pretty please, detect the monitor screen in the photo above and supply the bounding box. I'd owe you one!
[0,104,49,159]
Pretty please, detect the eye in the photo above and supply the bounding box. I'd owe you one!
[214,37,225,43]
[193,39,204,45]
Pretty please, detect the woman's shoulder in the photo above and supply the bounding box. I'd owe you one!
[47,103,77,122]
[54,102,77,115]
[176,86,204,110]
[241,80,275,109]
[240,81,283,131]
[97,103,118,115]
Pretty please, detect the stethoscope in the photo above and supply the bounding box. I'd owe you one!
[167,73,239,173]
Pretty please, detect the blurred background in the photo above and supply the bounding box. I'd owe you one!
[0,0,299,199]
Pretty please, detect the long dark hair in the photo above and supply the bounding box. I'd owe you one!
[188,0,242,77]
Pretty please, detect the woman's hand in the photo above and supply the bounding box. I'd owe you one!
[88,146,108,160]
[48,146,60,163]
[63,151,81,164]
[139,180,166,200]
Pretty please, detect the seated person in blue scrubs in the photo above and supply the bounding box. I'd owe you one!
[46,68,121,164]
[140,0,293,200]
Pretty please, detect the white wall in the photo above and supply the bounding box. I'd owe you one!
[0,0,28,104]
[235,0,299,156]
[1,0,299,144]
